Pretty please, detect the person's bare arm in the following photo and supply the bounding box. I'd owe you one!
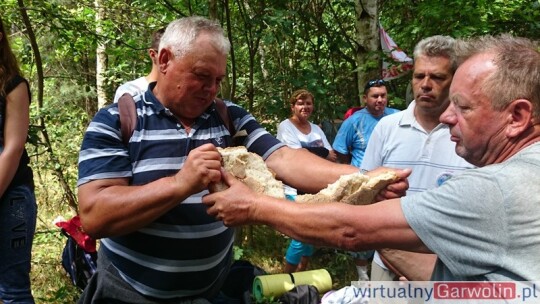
[265,146,409,198]
[203,170,429,253]
[378,249,437,281]
[265,146,358,193]
[0,83,30,198]
[78,143,222,238]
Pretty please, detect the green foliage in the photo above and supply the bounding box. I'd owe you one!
[32,229,81,302]
[233,245,245,260]
[381,0,540,53]
[379,0,540,106]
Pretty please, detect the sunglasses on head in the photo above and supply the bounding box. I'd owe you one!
[364,79,385,93]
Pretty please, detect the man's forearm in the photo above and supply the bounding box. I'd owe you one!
[253,196,364,249]
[266,147,358,193]
[251,197,427,253]
[78,176,190,238]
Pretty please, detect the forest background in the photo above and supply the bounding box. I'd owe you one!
[2,0,539,302]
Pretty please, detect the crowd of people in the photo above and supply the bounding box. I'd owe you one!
[75,16,407,303]
[205,33,540,284]
[3,12,540,304]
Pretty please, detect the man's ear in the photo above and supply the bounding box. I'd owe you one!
[158,48,172,72]
[506,99,534,138]
[148,48,157,58]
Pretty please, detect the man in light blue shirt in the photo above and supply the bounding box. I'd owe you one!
[333,79,399,167]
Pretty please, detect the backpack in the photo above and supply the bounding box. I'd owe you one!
[343,106,363,120]
[60,231,98,290]
[55,215,97,290]
[220,260,267,304]
[278,285,320,304]
[117,93,243,146]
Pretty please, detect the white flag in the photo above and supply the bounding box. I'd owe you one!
[380,25,413,80]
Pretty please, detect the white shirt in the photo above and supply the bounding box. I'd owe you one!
[277,119,333,195]
[277,119,332,150]
[113,77,149,103]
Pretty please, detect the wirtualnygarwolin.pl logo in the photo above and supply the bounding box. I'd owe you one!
[346,281,540,303]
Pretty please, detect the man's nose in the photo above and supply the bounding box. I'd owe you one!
[420,77,432,89]
[440,102,456,124]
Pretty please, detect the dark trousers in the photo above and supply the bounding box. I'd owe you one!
[78,249,212,304]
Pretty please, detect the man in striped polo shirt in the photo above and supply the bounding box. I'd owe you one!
[77,16,408,303]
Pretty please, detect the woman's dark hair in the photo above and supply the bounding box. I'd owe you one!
[0,16,22,96]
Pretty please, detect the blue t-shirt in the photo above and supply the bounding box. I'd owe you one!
[332,107,399,167]
[78,84,284,299]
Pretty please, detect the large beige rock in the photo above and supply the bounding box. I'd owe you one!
[212,146,285,198]
[212,146,398,205]
[296,171,399,205]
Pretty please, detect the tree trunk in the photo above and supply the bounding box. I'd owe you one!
[95,0,108,109]
[18,0,78,212]
[209,0,218,20]
[354,0,381,102]
[222,0,235,100]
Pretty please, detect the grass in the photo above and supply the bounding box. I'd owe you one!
[31,200,81,303]
[30,208,358,303]
[237,225,358,288]
[32,230,80,303]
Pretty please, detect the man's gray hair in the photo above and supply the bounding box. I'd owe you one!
[159,16,231,59]
[413,35,458,73]
[455,34,540,118]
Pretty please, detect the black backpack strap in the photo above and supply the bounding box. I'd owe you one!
[214,98,236,136]
[117,93,138,146]
[215,98,248,146]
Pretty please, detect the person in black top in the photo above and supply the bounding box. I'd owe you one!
[0,15,37,303]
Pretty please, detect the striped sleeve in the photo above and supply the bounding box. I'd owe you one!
[77,105,132,186]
